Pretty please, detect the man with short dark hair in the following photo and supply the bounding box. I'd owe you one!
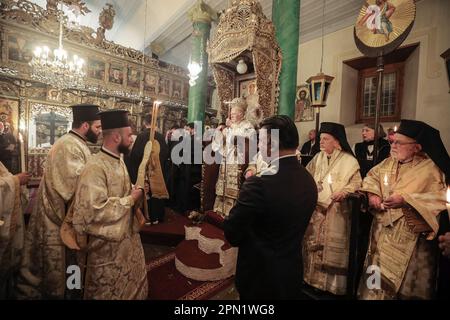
[177,122,202,213]
[17,104,101,299]
[224,115,318,299]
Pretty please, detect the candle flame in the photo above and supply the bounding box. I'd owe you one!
[394,126,397,132]
[327,174,332,184]
[384,173,388,185]
[447,186,450,203]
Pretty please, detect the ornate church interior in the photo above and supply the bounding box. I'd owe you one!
[1,0,450,302]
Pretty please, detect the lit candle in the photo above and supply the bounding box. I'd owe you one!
[394,126,397,132]
[383,172,393,226]
[383,173,390,199]
[327,174,333,194]
[446,186,450,222]
[19,133,26,173]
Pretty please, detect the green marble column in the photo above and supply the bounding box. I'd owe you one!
[187,1,216,124]
[272,0,300,119]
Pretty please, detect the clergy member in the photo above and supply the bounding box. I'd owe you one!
[71,110,147,300]
[17,104,101,299]
[358,119,450,300]
[211,97,256,217]
[0,162,29,298]
[303,122,362,296]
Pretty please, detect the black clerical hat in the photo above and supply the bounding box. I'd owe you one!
[98,110,130,130]
[397,119,450,183]
[320,122,354,156]
[71,104,100,122]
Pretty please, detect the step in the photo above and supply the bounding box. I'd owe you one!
[175,239,222,269]
[175,239,237,281]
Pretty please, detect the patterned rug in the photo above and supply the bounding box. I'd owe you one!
[146,252,234,300]
[140,209,190,246]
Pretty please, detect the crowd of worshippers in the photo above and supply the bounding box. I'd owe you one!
[1,101,450,300]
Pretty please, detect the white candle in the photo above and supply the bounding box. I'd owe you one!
[383,173,393,226]
[394,126,397,132]
[327,174,333,193]
[446,186,450,223]
[383,173,390,199]
[19,133,26,173]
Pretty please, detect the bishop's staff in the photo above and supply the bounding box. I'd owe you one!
[135,101,169,221]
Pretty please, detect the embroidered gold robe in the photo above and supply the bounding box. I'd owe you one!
[303,149,362,295]
[212,120,256,217]
[72,148,147,300]
[17,131,91,299]
[0,162,27,298]
[358,154,446,300]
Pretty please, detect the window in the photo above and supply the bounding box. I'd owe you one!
[356,62,404,123]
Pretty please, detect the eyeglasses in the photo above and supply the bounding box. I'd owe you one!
[391,140,416,146]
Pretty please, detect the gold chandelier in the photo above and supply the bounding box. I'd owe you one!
[29,2,85,90]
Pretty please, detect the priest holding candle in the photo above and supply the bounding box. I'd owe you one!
[303,122,362,296]
[358,119,450,300]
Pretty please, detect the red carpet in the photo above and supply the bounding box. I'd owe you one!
[140,210,190,246]
[147,252,234,300]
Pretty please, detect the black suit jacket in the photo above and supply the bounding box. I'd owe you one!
[300,139,320,156]
[223,156,318,299]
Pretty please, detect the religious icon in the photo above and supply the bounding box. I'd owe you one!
[358,0,396,42]
[172,80,182,98]
[8,35,33,63]
[0,98,19,137]
[144,72,157,93]
[87,58,105,80]
[47,88,61,102]
[127,68,140,88]
[239,79,256,99]
[295,85,314,122]
[109,65,124,85]
[159,76,171,96]
[355,0,415,51]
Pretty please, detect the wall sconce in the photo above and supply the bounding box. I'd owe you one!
[236,59,248,74]
[307,72,334,107]
[188,57,202,87]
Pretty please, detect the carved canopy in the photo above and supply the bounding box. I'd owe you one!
[207,0,282,120]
